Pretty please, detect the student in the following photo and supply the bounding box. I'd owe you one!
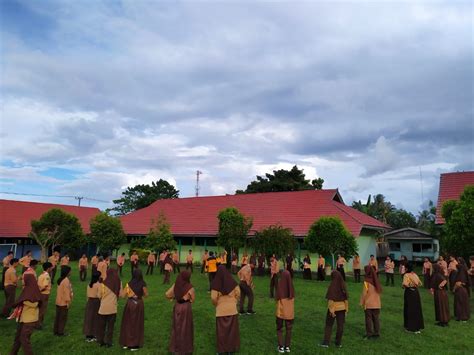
[257,254,265,276]
[83,271,101,342]
[186,250,194,273]
[1,251,13,291]
[429,264,450,327]
[360,265,382,339]
[37,262,53,329]
[97,268,122,347]
[23,259,38,282]
[211,265,241,355]
[437,255,448,277]
[91,253,99,273]
[275,270,295,353]
[384,256,395,286]
[130,251,139,276]
[469,256,474,291]
[79,254,88,282]
[120,269,148,351]
[369,255,378,272]
[60,253,70,273]
[317,255,325,281]
[146,252,156,275]
[352,254,361,283]
[231,253,238,274]
[117,253,125,277]
[200,250,208,274]
[206,251,218,291]
[2,258,19,317]
[447,256,458,292]
[165,270,194,354]
[54,265,73,336]
[285,254,294,278]
[270,255,279,298]
[97,256,108,281]
[399,255,408,279]
[453,258,471,321]
[402,264,424,333]
[163,254,173,284]
[48,251,60,283]
[320,270,348,348]
[422,257,432,289]
[303,254,312,280]
[19,251,32,274]
[9,273,42,355]
[238,262,255,315]
[172,251,181,274]
[336,255,346,281]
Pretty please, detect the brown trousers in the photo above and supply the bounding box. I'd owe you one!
[270,274,278,298]
[10,321,37,355]
[38,294,50,325]
[239,281,254,313]
[2,285,16,317]
[354,269,361,282]
[53,305,68,335]
[146,262,154,275]
[1,266,7,291]
[365,309,380,336]
[186,262,193,273]
[163,270,170,284]
[118,265,123,277]
[323,310,345,346]
[97,314,116,345]
[276,318,293,347]
[49,267,57,284]
[79,266,87,281]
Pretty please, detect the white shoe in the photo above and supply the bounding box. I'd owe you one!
[285,346,291,353]
[278,346,285,353]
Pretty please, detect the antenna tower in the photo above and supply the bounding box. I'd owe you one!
[195,170,203,197]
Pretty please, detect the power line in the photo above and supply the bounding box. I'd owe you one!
[0,191,110,203]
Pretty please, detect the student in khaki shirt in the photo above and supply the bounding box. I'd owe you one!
[37,262,53,328]
[185,250,194,273]
[369,255,379,273]
[9,273,42,355]
[200,250,209,274]
[146,252,156,275]
[384,256,395,286]
[48,251,60,283]
[163,255,174,284]
[79,254,88,282]
[54,266,73,336]
[360,265,382,339]
[172,251,180,273]
[2,258,19,317]
[270,255,279,298]
[1,251,13,291]
[97,268,122,347]
[275,270,295,353]
[352,254,361,283]
[211,265,241,354]
[317,255,326,281]
[83,271,101,342]
[130,251,139,277]
[117,253,126,277]
[19,251,32,274]
[97,256,109,281]
[238,263,255,314]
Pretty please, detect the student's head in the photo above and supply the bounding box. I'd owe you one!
[337,254,341,258]
[209,251,214,256]
[457,257,467,267]
[10,258,19,266]
[386,256,391,261]
[25,250,32,256]
[96,253,101,257]
[204,249,208,253]
[370,254,374,259]
[439,255,444,261]
[82,254,86,258]
[64,253,68,257]
[121,253,125,256]
[104,255,110,260]
[43,262,53,272]
[57,266,71,285]
[133,250,137,255]
[7,251,13,257]
[30,259,38,269]
[406,263,414,273]
[424,257,430,262]
[189,250,192,254]
[355,253,359,257]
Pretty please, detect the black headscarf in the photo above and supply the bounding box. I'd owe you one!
[326,270,348,301]
[89,270,101,288]
[211,265,238,295]
[128,269,146,298]
[57,265,71,286]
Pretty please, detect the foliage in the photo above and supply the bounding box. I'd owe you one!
[217,207,253,253]
[110,179,179,215]
[352,194,395,224]
[236,165,324,194]
[386,209,417,229]
[30,208,85,262]
[416,200,438,235]
[441,186,474,259]
[131,248,151,262]
[304,216,358,268]
[89,212,126,255]
[146,211,176,252]
[251,224,295,259]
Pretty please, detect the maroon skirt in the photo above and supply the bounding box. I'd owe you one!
[454,286,470,321]
[216,315,240,353]
[169,301,194,354]
[83,297,100,337]
[119,298,145,348]
[433,289,450,323]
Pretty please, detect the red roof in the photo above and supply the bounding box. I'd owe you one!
[0,199,101,238]
[120,189,389,237]
[436,171,474,224]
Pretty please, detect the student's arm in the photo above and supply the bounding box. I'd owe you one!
[210,290,219,306]
[360,282,368,308]
[327,300,336,317]
[234,286,241,302]
[165,285,175,300]
[143,287,148,298]
[344,300,349,313]
[120,284,128,298]
[189,288,195,303]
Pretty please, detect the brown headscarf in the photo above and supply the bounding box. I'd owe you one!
[211,265,238,295]
[364,265,382,294]
[128,269,146,298]
[430,263,447,289]
[174,271,193,301]
[325,270,348,301]
[455,262,471,296]
[276,270,295,300]
[14,273,42,307]
[103,268,121,297]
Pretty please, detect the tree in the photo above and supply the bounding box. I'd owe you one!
[30,208,85,262]
[110,179,179,215]
[217,207,253,255]
[89,212,126,255]
[386,209,417,229]
[251,224,295,260]
[416,200,437,235]
[441,186,474,259]
[352,194,396,224]
[146,211,176,252]
[304,216,358,268]
[236,165,324,194]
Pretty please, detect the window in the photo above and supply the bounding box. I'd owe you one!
[389,242,401,251]
[412,243,421,253]
[421,244,432,252]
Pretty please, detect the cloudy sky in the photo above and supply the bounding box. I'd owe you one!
[1,0,472,214]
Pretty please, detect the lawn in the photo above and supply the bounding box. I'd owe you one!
[1,262,473,354]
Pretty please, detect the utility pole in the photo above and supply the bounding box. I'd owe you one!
[75,196,84,206]
[195,170,202,197]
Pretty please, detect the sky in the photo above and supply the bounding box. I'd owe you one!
[0,0,473,214]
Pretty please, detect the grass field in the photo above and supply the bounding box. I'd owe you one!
[1,262,473,355]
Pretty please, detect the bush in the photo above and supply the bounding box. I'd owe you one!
[129,248,151,263]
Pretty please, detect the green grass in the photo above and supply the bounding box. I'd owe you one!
[1,263,473,354]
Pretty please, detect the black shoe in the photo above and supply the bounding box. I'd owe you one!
[318,343,329,348]
[239,311,246,315]
[247,310,256,315]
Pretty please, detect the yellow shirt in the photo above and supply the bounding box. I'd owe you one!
[211,286,240,317]
[4,267,18,286]
[38,272,51,295]
[19,301,39,323]
[56,278,73,307]
[206,258,218,273]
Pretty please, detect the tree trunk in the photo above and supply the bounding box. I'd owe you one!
[331,253,335,270]
[40,246,47,263]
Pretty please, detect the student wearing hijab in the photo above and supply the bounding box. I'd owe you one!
[320,271,348,348]
[422,258,432,289]
[163,254,174,284]
[83,271,101,342]
[352,254,361,283]
[275,270,295,353]
[453,258,471,321]
[270,255,279,298]
[2,258,19,318]
[402,263,424,333]
[37,262,53,329]
[303,255,312,280]
[317,255,325,281]
[360,265,382,339]
[165,270,195,354]
[211,265,241,355]
[54,265,73,336]
[9,273,42,355]
[429,263,450,327]
[120,269,148,351]
[257,254,265,276]
[285,254,294,278]
[97,268,121,347]
[336,255,347,281]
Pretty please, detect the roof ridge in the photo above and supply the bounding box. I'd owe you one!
[0,199,100,210]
